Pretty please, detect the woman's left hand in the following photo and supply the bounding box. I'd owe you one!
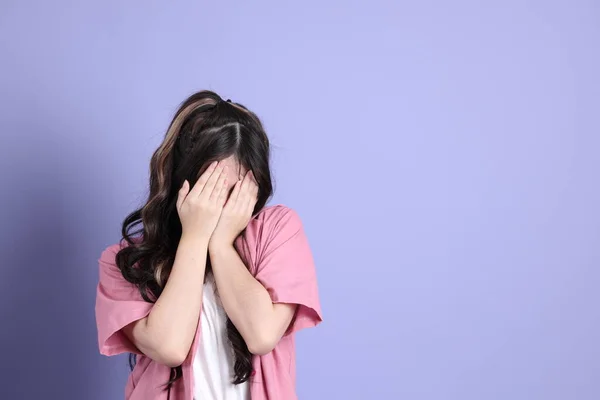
[210,170,259,248]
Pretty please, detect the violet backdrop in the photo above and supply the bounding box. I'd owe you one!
[0,1,599,399]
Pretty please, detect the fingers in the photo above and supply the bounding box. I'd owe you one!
[217,176,231,205]
[236,170,258,212]
[238,170,253,199]
[225,179,242,208]
[188,161,218,198]
[176,180,190,210]
[209,166,228,202]
[198,164,227,200]
[223,169,258,212]
[244,171,259,212]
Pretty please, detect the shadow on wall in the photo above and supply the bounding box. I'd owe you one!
[0,117,129,399]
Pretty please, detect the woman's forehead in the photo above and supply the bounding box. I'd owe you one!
[219,155,248,175]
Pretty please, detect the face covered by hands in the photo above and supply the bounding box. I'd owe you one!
[209,158,259,247]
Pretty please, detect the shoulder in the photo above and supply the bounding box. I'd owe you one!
[252,204,304,237]
[244,205,309,258]
[97,239,134,281]
[99,236,142,263]
[99,239,130,264]
[99,242,122,262]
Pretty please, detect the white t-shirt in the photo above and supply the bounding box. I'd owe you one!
[193,273,250,400]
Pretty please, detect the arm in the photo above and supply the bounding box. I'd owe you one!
[122,235,208,367]
[209,242,297,355]
[122,161,229,367]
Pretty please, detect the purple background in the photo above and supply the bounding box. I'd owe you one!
[1,1,599,399]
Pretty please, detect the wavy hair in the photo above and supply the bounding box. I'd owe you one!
[115,90,273,393]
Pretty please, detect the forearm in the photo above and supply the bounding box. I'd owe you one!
[128,235,208,366]
[209,243,283,355]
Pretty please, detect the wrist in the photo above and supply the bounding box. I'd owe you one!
[208,237,235,254]
[180,233,211,249]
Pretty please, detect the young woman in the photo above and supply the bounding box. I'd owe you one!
[95,90,322,400]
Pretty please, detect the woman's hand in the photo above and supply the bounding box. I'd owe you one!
[176,161,229,241]
[210,170,259,247]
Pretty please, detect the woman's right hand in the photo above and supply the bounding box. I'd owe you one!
[176,161,229,240]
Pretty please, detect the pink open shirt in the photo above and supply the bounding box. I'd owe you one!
[95,205,323,399]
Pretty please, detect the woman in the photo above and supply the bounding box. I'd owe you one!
[95,90,322,400]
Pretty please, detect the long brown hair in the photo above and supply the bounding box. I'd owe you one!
[115,90,273,391]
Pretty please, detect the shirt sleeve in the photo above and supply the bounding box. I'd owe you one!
[95,243,153,356]
[254,207,323,335]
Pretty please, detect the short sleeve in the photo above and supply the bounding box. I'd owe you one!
[95,243,153,356]
[254,207,323,334]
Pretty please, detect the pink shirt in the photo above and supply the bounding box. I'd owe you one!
[95,205,322,400]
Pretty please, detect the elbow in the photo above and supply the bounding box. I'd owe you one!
[134,319,190,367]
[157,343,189,368]
[162,353,187,368]
[246,332,278,356]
